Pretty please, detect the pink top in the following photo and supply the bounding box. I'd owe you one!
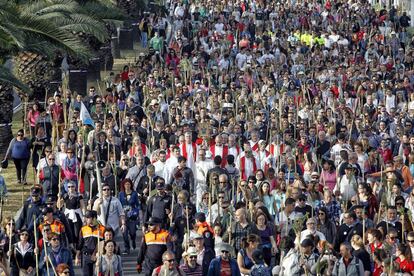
[320,170,336,192]
[27,110,40,127]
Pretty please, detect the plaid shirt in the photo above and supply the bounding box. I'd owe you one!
[233,222,252,252]
[316,200,341,224]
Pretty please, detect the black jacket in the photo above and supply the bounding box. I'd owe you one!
[334,222,363,251]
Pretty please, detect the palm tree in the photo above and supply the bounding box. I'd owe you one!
[0,0,90,157]
[14,0,117,98]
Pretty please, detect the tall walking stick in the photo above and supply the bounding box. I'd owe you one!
[33,215,39,276]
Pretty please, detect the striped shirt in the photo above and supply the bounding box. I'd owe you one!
[179,264,203,276]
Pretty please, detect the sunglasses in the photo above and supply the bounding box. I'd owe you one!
[389,236,397,240]
[165,259,175,263]
[189,256,197,259]
[408,240,414,243]
[396,202,404,205]
[51,238,59,241]
[17,134,23,137]
[68,186,75,188]
[218,196,224,199]
[221,250,229,253]
[102,188,110,191]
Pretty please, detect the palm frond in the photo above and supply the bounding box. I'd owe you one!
[82,1,127,21]
[58,14,109,42]
[21,0,79,17]
[18,14,91,60]
[0,65,30,93]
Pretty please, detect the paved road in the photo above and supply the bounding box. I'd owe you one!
[74,231,145,276]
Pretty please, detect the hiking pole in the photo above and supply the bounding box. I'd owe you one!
[44,233,51,276]
[186,205,190,251]
[33,215,39,276]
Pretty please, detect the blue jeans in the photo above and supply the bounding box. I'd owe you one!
[141,32,148,48]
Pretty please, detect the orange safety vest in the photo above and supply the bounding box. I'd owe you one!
[80,224,105,239]
[145,229,169,245]
[196,221,214,236]
[39,219,65,234]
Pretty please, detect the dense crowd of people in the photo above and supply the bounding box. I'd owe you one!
[1,0,414,275]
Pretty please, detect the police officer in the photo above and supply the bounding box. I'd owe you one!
[137,217,172,276]
[75,210,105,276]
[144,180,171,230]
[16,185,45,233]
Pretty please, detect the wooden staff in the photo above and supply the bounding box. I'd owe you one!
[44,232,51,276]
[33,215,39,276]
[96,228,100,275]
[78,134,86,194]
[185,205,190,251]
[23,99,28,135]
[8,220,13,265]
[170,192,175,228]
[362,209,366,243]
[113,150,118,197]
[62,89,68,130]
[208,180,213,224]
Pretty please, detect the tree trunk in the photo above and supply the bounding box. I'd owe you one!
[0,83,14,159]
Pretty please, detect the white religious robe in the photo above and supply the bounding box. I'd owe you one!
[164,156,178,184]
[179,142,197,172]
[228,145,241,160]
[195,159,214,206]
[153,160,167,180]
[236,151,260,180]
[257,150,273,171]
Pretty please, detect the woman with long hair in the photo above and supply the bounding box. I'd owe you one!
[118,179,139,254]
[255,169,266,188]
[97,240,123,276]
[258,181,277,217]
[316,207,336,245]
[357,182,378,220]
[272,180,286,211]
[395,243,414,274]
[27,102,40,138]
[251,212,276,266]
[350,235,372,276]
[67,129,77,149]
[10,229,35,276]
[237,234,261,275]
[366,228,383,254]
[319,159,336,192]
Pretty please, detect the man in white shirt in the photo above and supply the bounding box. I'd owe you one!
[154,150,167,179]
[195,149,214,206]
[179,132,197,171]
[165,146,181,184]
[300,217,326,243]
[93,183,126,251]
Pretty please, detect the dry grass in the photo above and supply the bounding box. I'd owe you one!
[1,110,32,220]
[1,45,146,220]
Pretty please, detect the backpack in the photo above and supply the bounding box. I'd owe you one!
[336,257,360,275]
